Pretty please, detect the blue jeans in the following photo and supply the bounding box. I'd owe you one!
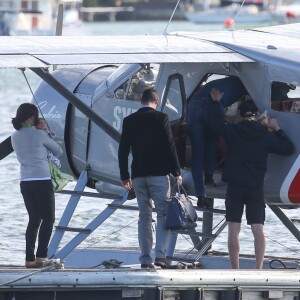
[132,176,170,264]
[188,101,219,197]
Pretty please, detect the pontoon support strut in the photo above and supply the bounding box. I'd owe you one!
[268,205,300,243]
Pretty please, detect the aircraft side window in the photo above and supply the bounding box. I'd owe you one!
[271,81,300,113]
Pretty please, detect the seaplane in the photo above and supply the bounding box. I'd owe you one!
[0,16,300,299]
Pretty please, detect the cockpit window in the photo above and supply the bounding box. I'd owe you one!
[271,81,300,113]
[112,64,158,101]
[126,65,158,101]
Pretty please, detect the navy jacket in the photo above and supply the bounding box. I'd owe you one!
[190,76,247,108]
[210,102,294,188]
[118,107,181,180]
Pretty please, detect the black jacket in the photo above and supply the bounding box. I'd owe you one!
[211,102,294,188]
[118,107,181,180]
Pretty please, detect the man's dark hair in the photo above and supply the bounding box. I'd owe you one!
[141,88,157,103]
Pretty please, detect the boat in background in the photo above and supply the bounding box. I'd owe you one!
[0,12,11,35]
[273,0,300,23]
[59,0,82,27]
[0,0,56,35]
[182,0,278,26]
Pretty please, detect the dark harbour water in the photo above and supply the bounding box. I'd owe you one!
[0,21,299,266]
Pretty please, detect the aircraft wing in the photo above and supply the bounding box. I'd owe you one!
[0,35,252,68]
[173,23,300,67]
[1,23,299,68]
[253,23,300,39]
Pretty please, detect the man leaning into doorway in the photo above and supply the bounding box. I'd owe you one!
[118,87,182,269]
[209,89,294,269]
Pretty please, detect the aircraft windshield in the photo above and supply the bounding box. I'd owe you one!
[106,64,141,87]
[113,64,159,101]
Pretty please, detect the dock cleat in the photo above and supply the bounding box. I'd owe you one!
[42,258,64,269]
[99,259,123,269]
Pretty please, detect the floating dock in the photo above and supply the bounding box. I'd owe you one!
[1,266,300,300]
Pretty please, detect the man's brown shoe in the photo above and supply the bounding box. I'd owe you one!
[154,258,169,269]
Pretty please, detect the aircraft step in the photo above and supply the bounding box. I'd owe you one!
[166,255,203,265]
[171,229,216,238]
[108,204,140,211]
[109,203,225,216]
[291,218,300,223]
[195,207,226,215]
[169,217,228,264]
[57,190,120,199]
[107,204,205,219]
[167,256,195,263]
[55,226,92,233]
[168,240,215,264]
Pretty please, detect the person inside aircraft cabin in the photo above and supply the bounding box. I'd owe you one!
[11,103,63,268]
[188,76,247,209]
[118,88,182,269]
[271,81,296,103]
[271,81,296,111]
[209,92,294,269]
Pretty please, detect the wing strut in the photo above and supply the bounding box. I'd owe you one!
[268,205,300,243]
[30,67,121,143]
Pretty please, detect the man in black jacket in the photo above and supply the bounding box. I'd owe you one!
[210,88,294,269]
[118,88,182,269]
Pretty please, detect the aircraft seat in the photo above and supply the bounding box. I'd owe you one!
[290,100,300,113]
[271,99,300,113]
[282,100,293,112]
[271,101,282,111]
[281,99,300,113]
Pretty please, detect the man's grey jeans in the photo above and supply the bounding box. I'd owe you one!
[133,175,170,264]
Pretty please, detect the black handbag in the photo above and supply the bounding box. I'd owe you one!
[165,184,197,230]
